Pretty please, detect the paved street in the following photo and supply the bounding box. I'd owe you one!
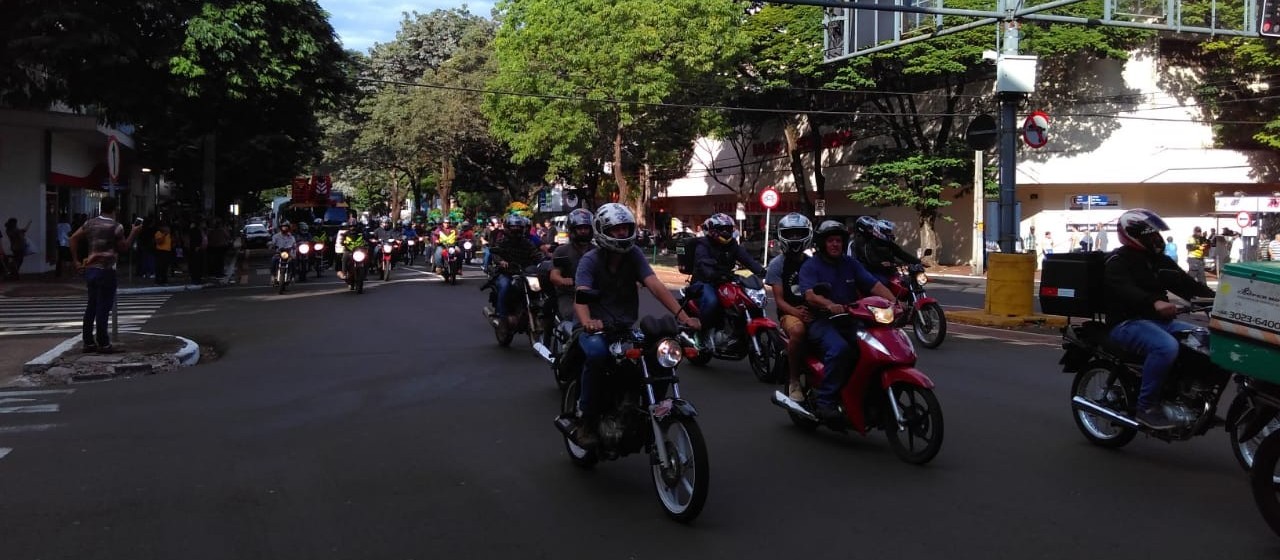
[0,259,1272,559]
[0,294,174,337]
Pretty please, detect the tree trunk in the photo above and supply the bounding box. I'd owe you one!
[636,162,651,228]
[782,116,813,215]
[438,158,456,214]
[612,127,630,209]
[919,213,939,266]
[387,170,401,224]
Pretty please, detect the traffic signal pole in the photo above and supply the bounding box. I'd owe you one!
[998,23,1023,254]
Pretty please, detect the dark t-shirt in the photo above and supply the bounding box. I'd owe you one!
[574,246,656,327]
[552,242,591,298]
[82,216,125,269]
[798,255,879,306]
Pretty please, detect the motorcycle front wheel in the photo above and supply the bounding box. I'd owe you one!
[355,269,365,294]
[911,302,947,349]
[1228,392,1280,472]
[1070,364,1137,448]
[1250,430,1280,537]
[748,330,786,384]
[651,415,710,523]
[884,383,944,465]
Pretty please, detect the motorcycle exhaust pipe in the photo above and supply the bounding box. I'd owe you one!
[1071,396,1140,429]
[532,342,554,364]
[772,390,818,422]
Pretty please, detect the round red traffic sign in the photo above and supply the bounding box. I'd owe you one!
[106,136,121,182]
[1022,111,1050,149]
[1237,211,1251,228]
[760,187,780,210]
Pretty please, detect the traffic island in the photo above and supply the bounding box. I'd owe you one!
[950,253,1067,329]
[11,332,201,387]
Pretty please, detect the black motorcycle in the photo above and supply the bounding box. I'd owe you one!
[552,298,709,523]
[340,238,370,295]
[1061,303,1280,468]
[439,242,463,285]
[481,263,551,348]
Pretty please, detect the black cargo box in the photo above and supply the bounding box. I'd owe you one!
[1039,252,1108,317]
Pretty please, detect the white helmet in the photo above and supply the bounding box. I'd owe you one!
[593,203,637,253]
[776,213,813,253]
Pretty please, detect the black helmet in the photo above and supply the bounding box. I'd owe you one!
[505,215,529,238]
[854,216,879,239]
[702,213,736,245]
[567,208,594,244]
[776,213,813,253]
[1117,209,1169,253]
[813,220,850,250]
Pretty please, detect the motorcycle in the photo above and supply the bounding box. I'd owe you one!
[311,240,326,277]
[481,263,551,348]
[439,242,463,285]
[404,236,418,266]
[1060,302,1280,468]
[532,257,573,388]
[886,257,946,349]
[376,238,396,281]
[1249,422,1280,538]
[770,290,944,465]
[342,244,369,294]
[295,242,311,282]
[462,239,476,264]
[551,296,710,523]
[273,248,294,294]
[678,271,786,383]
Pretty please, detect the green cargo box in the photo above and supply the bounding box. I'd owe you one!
[1209,262,1280,383]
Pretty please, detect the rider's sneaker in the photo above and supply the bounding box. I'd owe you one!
[1136,407,1177,430]
[787,381,805,402]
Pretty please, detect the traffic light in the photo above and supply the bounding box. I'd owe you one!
[1263,0,1280,37]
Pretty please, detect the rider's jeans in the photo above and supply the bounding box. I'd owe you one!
[270,255,289,276]
[691,282,720,333]
[1109,318,1195,410]
[808,319,860,409]
[495,274,515,317]
[434,246,447,269]
[577,332,610,416]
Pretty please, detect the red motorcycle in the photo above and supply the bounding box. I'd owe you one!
[678,272,786,383]
[770,292,945,465]
[885,262,947,349]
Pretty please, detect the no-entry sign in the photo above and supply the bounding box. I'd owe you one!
[760,188,779,209]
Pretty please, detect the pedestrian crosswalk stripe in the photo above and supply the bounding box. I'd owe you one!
[0,294,171,336]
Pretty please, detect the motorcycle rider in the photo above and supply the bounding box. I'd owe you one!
[690,212,766,344]
[572,203,700,445]
[269,222,297,285]
[849,216,922,285]
[337,215,368,281]
[799,220,898,423]
[764,213,814,402]
[434,218,460,274]
[481,216,501,271]
[549,209,596,323]
[489,215,545,336]
[1104,208,1216,430]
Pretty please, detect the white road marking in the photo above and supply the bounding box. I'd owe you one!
[0,405,60,413]
[0,424,62,434]
[0,448,11,460]
[0,390,75,398]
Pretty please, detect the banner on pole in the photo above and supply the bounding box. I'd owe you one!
[291,177,313,203]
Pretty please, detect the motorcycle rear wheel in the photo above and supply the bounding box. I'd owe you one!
[748,330,786,384]
[884,383,944,465]
[1250,430,1280,537]
[651,415,710,523]
[1228,392,1280,472]
[911,302,947,349]
[1070,364,1137,448]
[561,381,598,468]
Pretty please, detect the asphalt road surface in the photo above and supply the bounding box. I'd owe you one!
[0,259,1273,559]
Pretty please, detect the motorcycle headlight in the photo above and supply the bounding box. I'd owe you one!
[315,243,324,250]
[383,244,393,252]
[298,244,310,254]
[464,241,473,250]
[279,251,290,260]
[525,275,542,292]
[656,338,684,368]
[408,239,416,246]
[747,288,766,307]
[915,272,928,286]
[353,250,367,262]
[869,305,895,324]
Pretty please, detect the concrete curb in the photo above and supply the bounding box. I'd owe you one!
[21,331,201,376]
[119,283,212,295]
[949,309,1068,328]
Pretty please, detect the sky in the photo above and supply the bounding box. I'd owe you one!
[316,0,496,53]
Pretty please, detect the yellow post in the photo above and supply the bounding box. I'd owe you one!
[985,253,1036,317]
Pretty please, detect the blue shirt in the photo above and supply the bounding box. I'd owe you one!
[798,255,880,306]
[575,246,656,327]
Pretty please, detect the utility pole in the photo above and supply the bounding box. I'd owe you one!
[996,21,1025,254]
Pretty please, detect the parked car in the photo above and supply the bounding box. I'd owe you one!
[243,224,271,248]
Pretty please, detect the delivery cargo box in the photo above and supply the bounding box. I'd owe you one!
[1210,262,1280,347]
[1038,252,1108,318]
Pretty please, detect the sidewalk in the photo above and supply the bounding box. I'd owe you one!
[6,332,200,387]
[0,271,230,298]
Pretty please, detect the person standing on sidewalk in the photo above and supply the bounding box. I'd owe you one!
[1186,226,1209,284]
[1266,233,1280,261]
[154,223,174,285]
[56,213,73,277]
[4,217,32,279]
[69,197,142,353]
[206,219,230,280]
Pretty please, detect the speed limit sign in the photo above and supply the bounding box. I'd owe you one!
[759,188,779,209]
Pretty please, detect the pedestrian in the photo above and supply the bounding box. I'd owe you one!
[1095,223,1110,252]
[186,220,207,284]
[1163,235,1178,263]
[1023,225,1038,255]
[1186,226,1209,284]
[206,219,230,280]
[1267,233,1280,261]
[154,223,174,285]
[1043,231,1055,257]
[1078,229,1094,252]
[4,217,33,279]
[56,213,73,277]
[68,197,142,353]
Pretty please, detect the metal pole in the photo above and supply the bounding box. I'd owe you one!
[973,150,985,275]
[762,207,771,264]
[999,92,1021,254]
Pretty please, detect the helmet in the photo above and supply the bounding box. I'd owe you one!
[593,203,637,253]
[854,216,879,239]
[504,215,528,238]
[1117,208,1169,252]
[874,219,896,242]
[567,208,594,244]
[299,222,310,234]
[380,218,390,227]
[813,220,850,253]
[703,213,736,245]
[442,217,452,227]
[776,213,813,254]
[279,221,292,231]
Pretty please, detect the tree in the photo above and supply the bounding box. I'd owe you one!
[485,0,749,220]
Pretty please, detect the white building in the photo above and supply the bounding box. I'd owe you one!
[658,46,1279,266]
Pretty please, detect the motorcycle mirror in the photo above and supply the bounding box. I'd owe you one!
[812,282,833,297]
[575,289,601,305]
[553,256,572,269]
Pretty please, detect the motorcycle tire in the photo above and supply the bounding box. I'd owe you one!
[1250,430,1280,538]
[1070,363,1137,448]
[278,278,286,294]
[651,415,710,523]
[883,383,944,465]
[911,302,947,349]
[356,271,365,294]
[560,381,598,468]
[1228,392,1280,472]
[495,321,515,347]
[382,265,391,282]
[748,330,786,384]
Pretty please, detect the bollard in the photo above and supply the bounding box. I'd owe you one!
[985,253,1036,317]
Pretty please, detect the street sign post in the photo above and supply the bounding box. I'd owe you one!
[1022,110,1050,149]
[760,188,780,263]
[965,114,998,151]
[106,136,120,196]
[1238,211,1252,229]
